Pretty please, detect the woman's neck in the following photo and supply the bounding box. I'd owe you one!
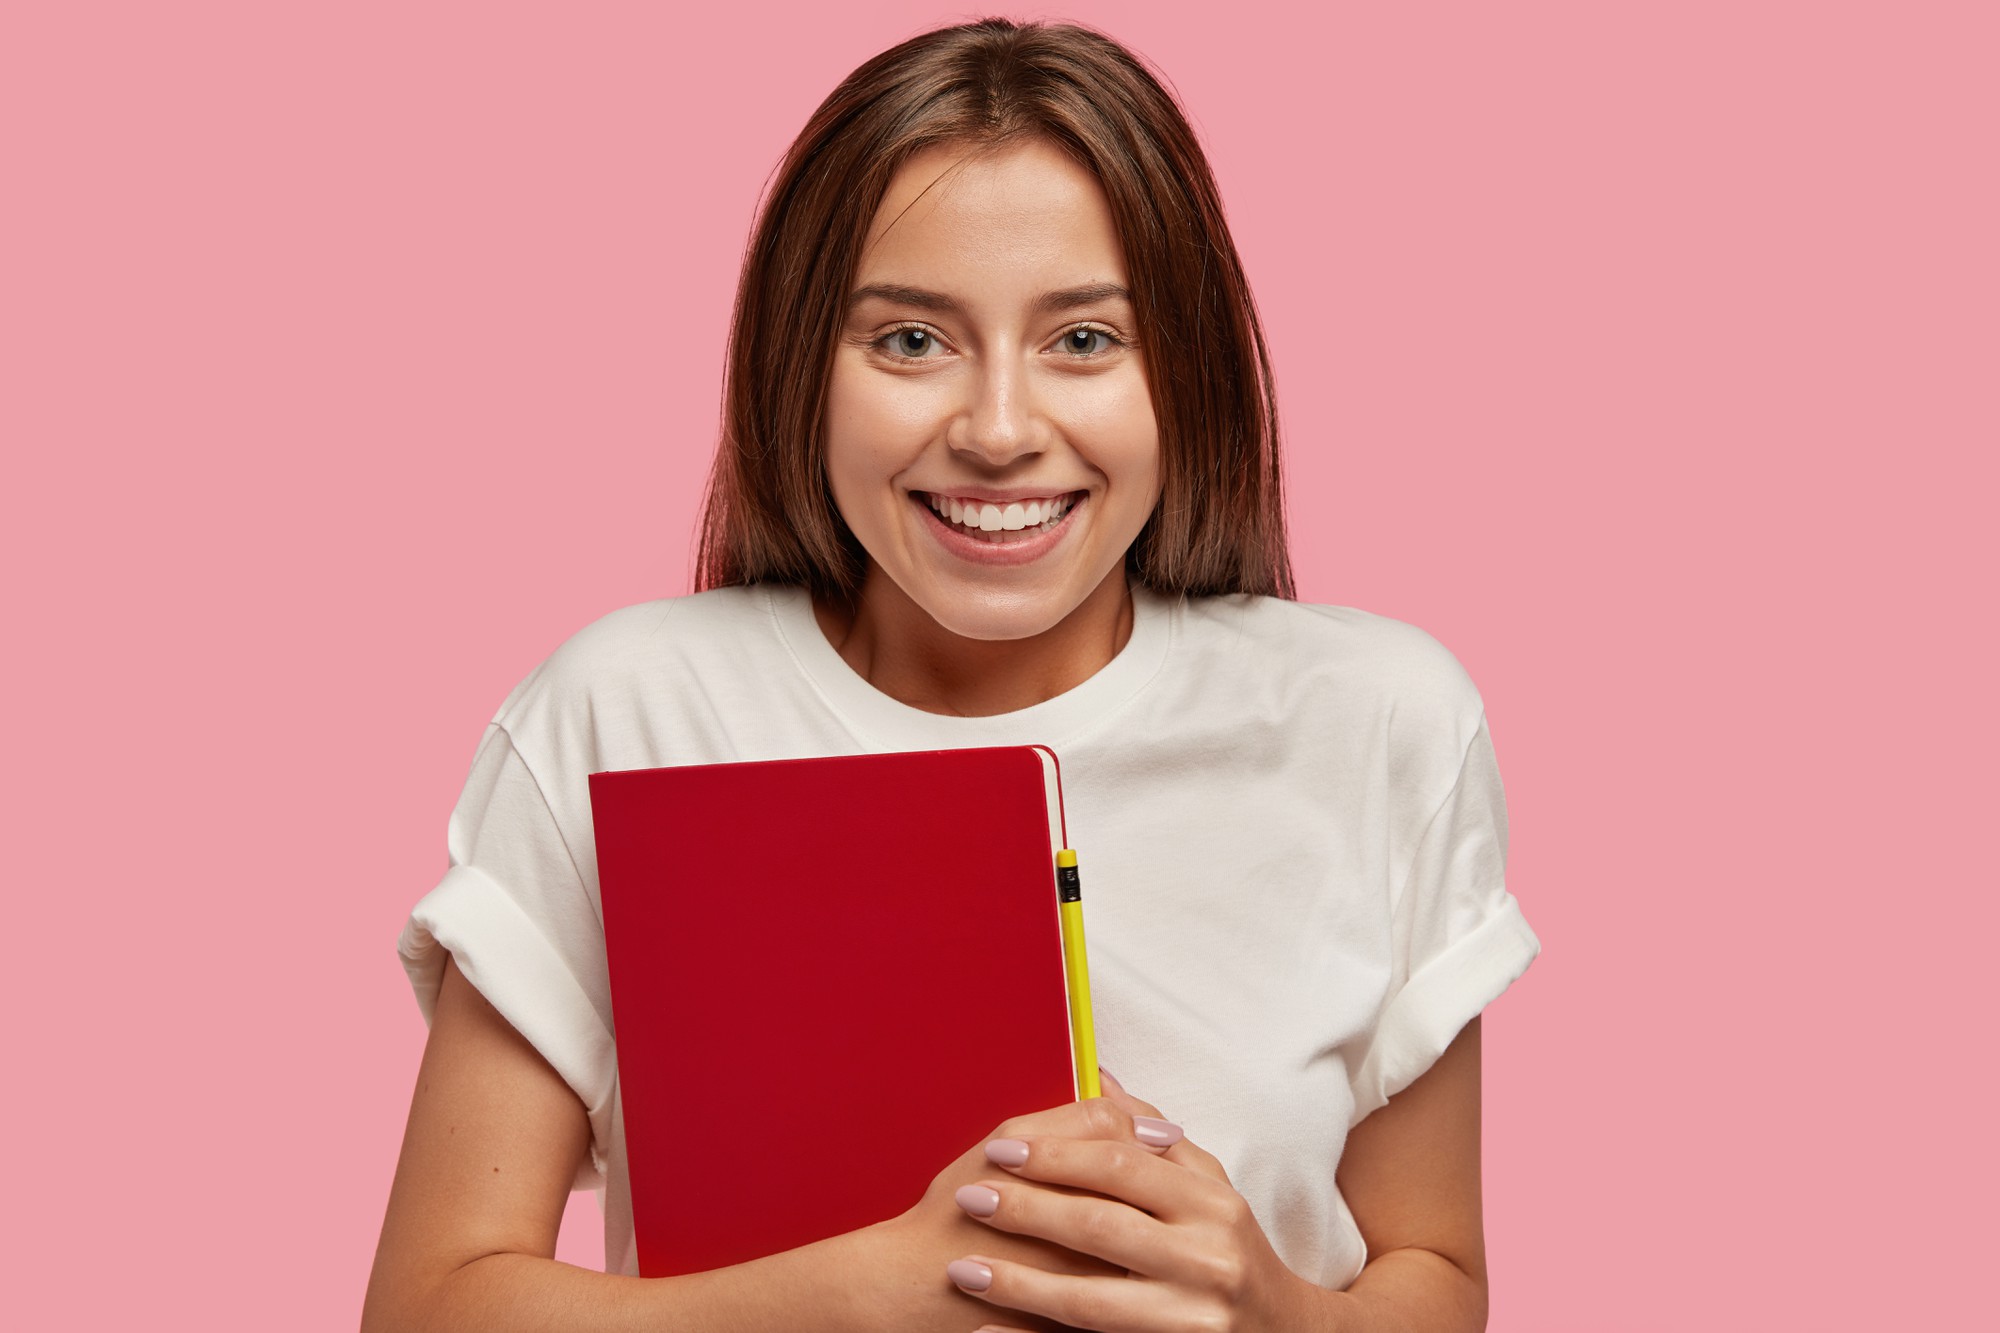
[812,566,1135,718]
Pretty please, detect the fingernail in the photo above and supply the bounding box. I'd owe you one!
[1135,1116,1184,1148]
[984,1138,1030,1168]
[948,1258,994,1291]
[955,1184,1000,1218]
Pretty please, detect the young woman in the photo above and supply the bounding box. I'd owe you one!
[364,18,1538,1332]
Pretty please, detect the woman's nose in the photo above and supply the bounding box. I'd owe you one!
[946,359,1050,466]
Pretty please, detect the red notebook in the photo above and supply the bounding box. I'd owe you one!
[588,746,1082,1279]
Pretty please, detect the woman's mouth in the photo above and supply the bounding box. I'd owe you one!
[914,491,1083,544]
[909,490,1087,565]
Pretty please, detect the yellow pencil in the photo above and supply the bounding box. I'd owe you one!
[1055,849,1100,1100]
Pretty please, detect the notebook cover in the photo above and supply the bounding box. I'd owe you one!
[589,746,1077,1278]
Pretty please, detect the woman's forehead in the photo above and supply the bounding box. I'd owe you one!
[853,138,1129,301]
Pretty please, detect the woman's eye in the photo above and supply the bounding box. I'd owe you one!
[1059,327,1118,356]
[880,327,941,359]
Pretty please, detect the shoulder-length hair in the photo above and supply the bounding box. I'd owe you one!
[696,17,1293,603]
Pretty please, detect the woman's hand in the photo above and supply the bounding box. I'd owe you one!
[943,1072,1323,1333]
[865,1089,1183,1333]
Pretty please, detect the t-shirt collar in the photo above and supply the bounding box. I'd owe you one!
[765,581,1175,753]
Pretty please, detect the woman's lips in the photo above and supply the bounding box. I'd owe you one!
[911,491,1085,567]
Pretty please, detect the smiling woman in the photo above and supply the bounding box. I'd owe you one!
[696,20,1290,612]
[817,138,1163,708]
[367,17,1538,1333]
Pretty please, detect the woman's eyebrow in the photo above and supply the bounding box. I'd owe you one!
[845,282,1132,316]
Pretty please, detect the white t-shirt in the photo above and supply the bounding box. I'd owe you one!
[397,582,1540,1288]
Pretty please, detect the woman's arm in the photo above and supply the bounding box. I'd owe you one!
[361,953,1121,1332]
[362,953,878,1330]
[1323,1015,1490,1332]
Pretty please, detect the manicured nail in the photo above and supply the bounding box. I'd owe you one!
[955,1184,1000,1218]
[985,1138,1030,1167]
[1135,1116,1184,1148]
[948,1258,994,1291]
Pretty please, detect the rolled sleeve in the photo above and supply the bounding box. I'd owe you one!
[1348,715,1540,1123]
[396,724,616,1190]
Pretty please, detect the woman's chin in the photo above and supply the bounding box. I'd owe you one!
[863,548,1126,648]
[918,597,1075,645]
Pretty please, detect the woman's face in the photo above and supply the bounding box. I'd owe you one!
[824,136,1161,644]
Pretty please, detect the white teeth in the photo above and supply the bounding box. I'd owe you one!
[926,492,1076,536]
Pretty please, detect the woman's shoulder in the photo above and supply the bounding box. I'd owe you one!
[1167,592,1490,758]
[487,585,786,731]
[1178,593,1482,704]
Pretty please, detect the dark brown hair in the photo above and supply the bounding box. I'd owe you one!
[696,17,1293,602]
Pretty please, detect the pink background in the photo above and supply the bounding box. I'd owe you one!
[6,2,1993,1328]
